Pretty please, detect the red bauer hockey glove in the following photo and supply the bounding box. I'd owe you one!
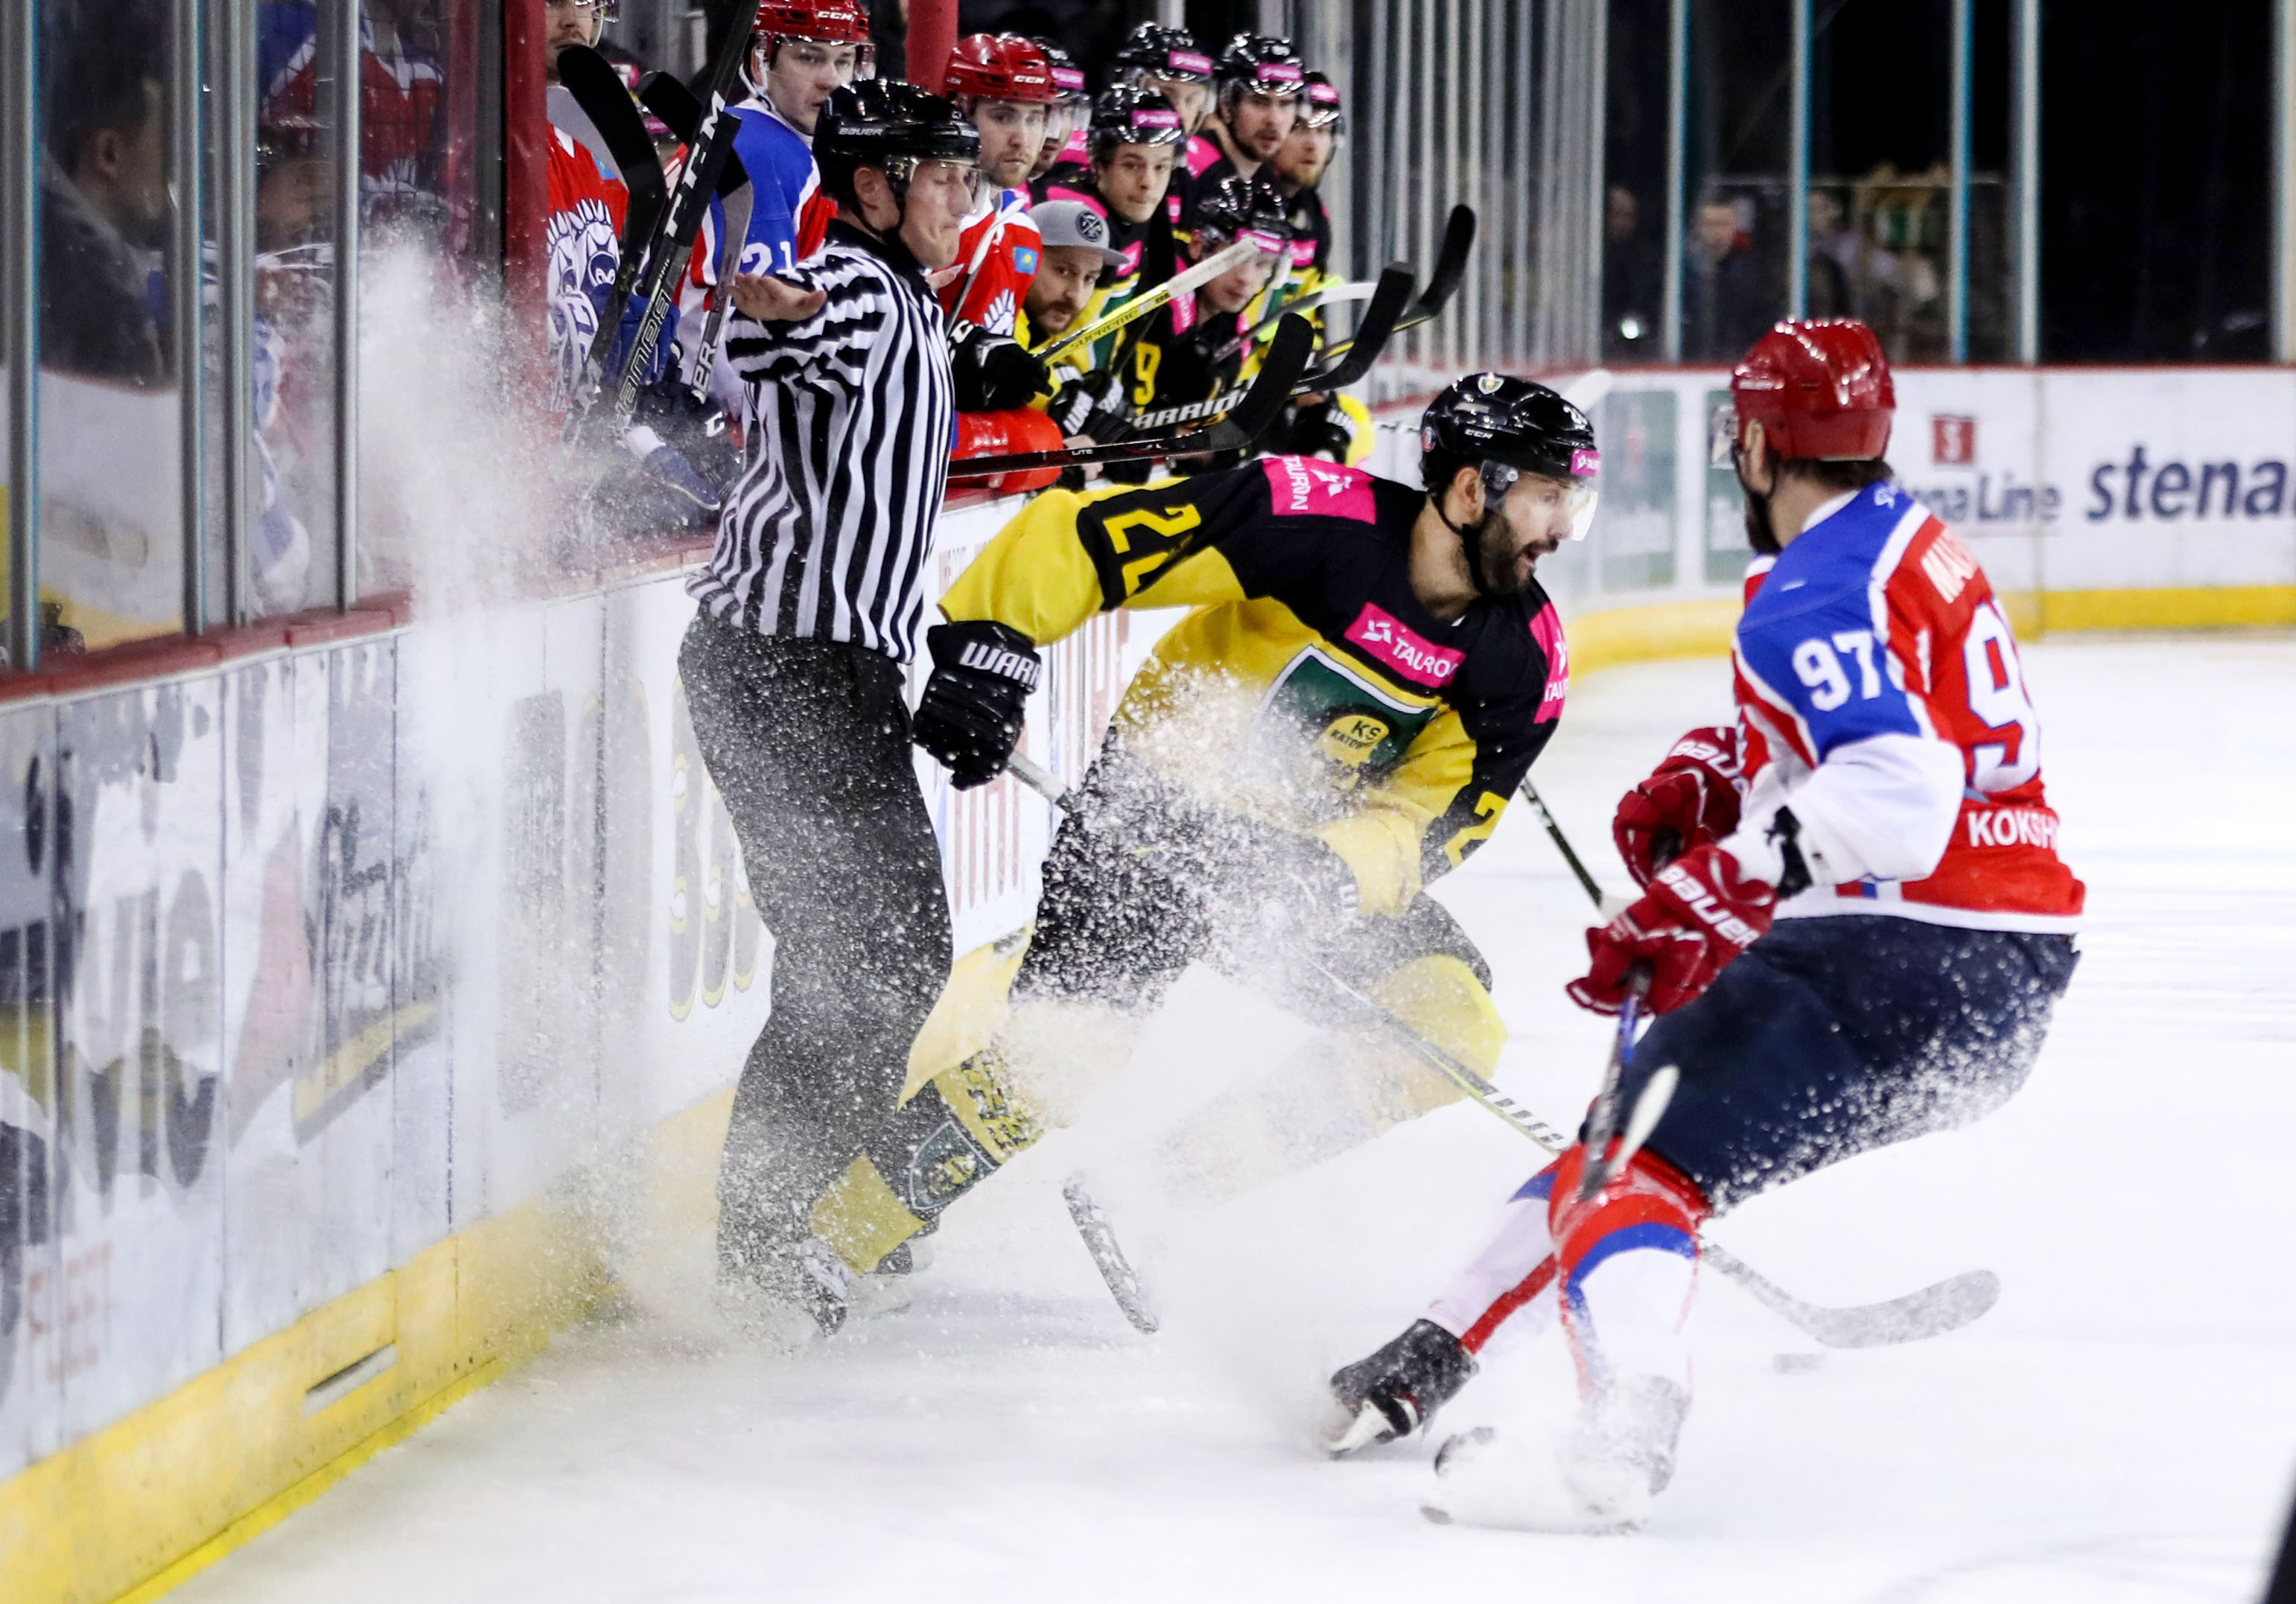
[1568,841,1778,1016]
[1612,726,1743,889]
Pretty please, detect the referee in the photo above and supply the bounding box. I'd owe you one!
[679,80,989,1336]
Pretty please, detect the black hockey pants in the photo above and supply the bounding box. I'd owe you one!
[678,614,952,1285]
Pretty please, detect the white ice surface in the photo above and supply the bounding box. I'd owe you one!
[174,634,2296,1604]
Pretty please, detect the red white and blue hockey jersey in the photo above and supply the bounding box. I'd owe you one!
[940,186,1041,337]
[1725,480,2084,931]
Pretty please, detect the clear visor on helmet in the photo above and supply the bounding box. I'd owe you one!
[1708,398,1742,467]
[887,155,983,209]
[1486,452,1602,541]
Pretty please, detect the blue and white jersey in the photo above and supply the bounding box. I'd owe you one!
[1725,480,2083,929]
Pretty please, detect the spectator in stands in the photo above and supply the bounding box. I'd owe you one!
[1804,188,1855,320]
[43,24,168,385]
[1682,196,1769,361]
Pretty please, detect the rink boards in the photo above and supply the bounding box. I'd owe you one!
[1,362,2294,1601]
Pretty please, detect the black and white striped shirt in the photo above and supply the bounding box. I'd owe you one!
[688,220,955,661]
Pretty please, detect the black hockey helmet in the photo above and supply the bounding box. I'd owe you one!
[1298,69,1344,134]
[1088,85,1186,153]
[1186,174,1292,255]
[1114,22,1214,85]
[1213,34,1305,108]
[813,79,981,208]
[1421,373,1602,539]
[1031,36,1090,106]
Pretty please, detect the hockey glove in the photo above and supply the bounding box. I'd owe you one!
[914,620,1043,790]
[1048,372,1135,445]
[950,323,1051,413]
[1568,840,1778,1016]
[1613,725,1743,888]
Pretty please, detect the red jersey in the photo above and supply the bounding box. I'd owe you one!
[940,187,1041,337]
[544,124,629,416]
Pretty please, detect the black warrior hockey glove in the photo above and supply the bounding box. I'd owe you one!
[915,620,1043,789]
[949,322,1052,413]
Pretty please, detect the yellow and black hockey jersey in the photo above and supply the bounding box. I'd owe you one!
[938,456,1571,916]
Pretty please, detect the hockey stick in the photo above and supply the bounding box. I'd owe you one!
[589,15,752,433]
[632,72,753,197]
[1001,751,1998,1351]
[947,313,1313,483]
[1517,779,1615,912]
[1213,279,1386,365]
[1126,261,1416,434]
[1313,203,1478,369]
[1036,236,1263,364]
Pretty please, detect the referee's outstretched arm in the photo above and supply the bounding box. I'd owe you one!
[725,262,885,389]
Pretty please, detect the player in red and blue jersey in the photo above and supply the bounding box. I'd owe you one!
[1327,319,2083,1534]
[679,0,870,404]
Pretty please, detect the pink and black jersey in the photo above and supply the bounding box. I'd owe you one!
[1729,480,2084,930]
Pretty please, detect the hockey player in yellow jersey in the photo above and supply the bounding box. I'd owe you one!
[795,377,1600,1316]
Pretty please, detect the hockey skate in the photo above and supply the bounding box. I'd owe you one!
[1420,1376,1688,1533]
[715,1235,853,1344]
[1323,1319,1478,1456]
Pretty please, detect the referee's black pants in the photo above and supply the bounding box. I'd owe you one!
[678,613,952,1286]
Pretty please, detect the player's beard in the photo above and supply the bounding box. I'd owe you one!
[1474,507,1530,596]
[1735,454,1782,556]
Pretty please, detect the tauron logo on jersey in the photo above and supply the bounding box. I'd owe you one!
[1530,603,1569,722]
[1345,603,1465,687]
[1965,806,2059,850]
[1263,454,1374,521]
[1920,530,1980,602]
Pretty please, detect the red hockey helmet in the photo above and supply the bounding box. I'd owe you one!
[944,34,1057,106]
[1730,318,1894,460]
[753,1,874,63]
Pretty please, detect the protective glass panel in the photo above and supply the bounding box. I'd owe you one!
[1682,0,1790,362]
[1602,0,1671,364]
[254,0,350,616]
[37,0,188,649]
[1809,0,1952,363]
[1597,388,1678,590]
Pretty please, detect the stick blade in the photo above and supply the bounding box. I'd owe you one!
[1301,262,1414,389]
[637,69,702,141]
[1200,312,1315,449]
[1063,1176,1159,1334]
[1705,1244,2001,1349]
[1405,203,1478,327]
[558,46,667,216]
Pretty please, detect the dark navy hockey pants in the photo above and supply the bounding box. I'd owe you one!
[1616,915,2079,1211]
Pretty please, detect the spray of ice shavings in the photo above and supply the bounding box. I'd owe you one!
[356,244,559,612]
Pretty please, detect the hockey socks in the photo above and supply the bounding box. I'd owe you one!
[1548,1144,1708,1398]
[810,1048,1046,1276]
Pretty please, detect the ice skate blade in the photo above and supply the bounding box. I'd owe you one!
[1323,1400,1396,1459]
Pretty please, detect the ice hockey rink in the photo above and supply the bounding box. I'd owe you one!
[171,632,2296,1604]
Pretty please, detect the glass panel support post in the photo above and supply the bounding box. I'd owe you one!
[216,0,257,624]
[174,0,206,636]
[3,0,36,670]
[2277,0,2296,361]
[321,0,362,609]
[1788,0,1810,319]
[2013,0,2041,364]
[1948,0,1973,363]
[1661,0,1687,363]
